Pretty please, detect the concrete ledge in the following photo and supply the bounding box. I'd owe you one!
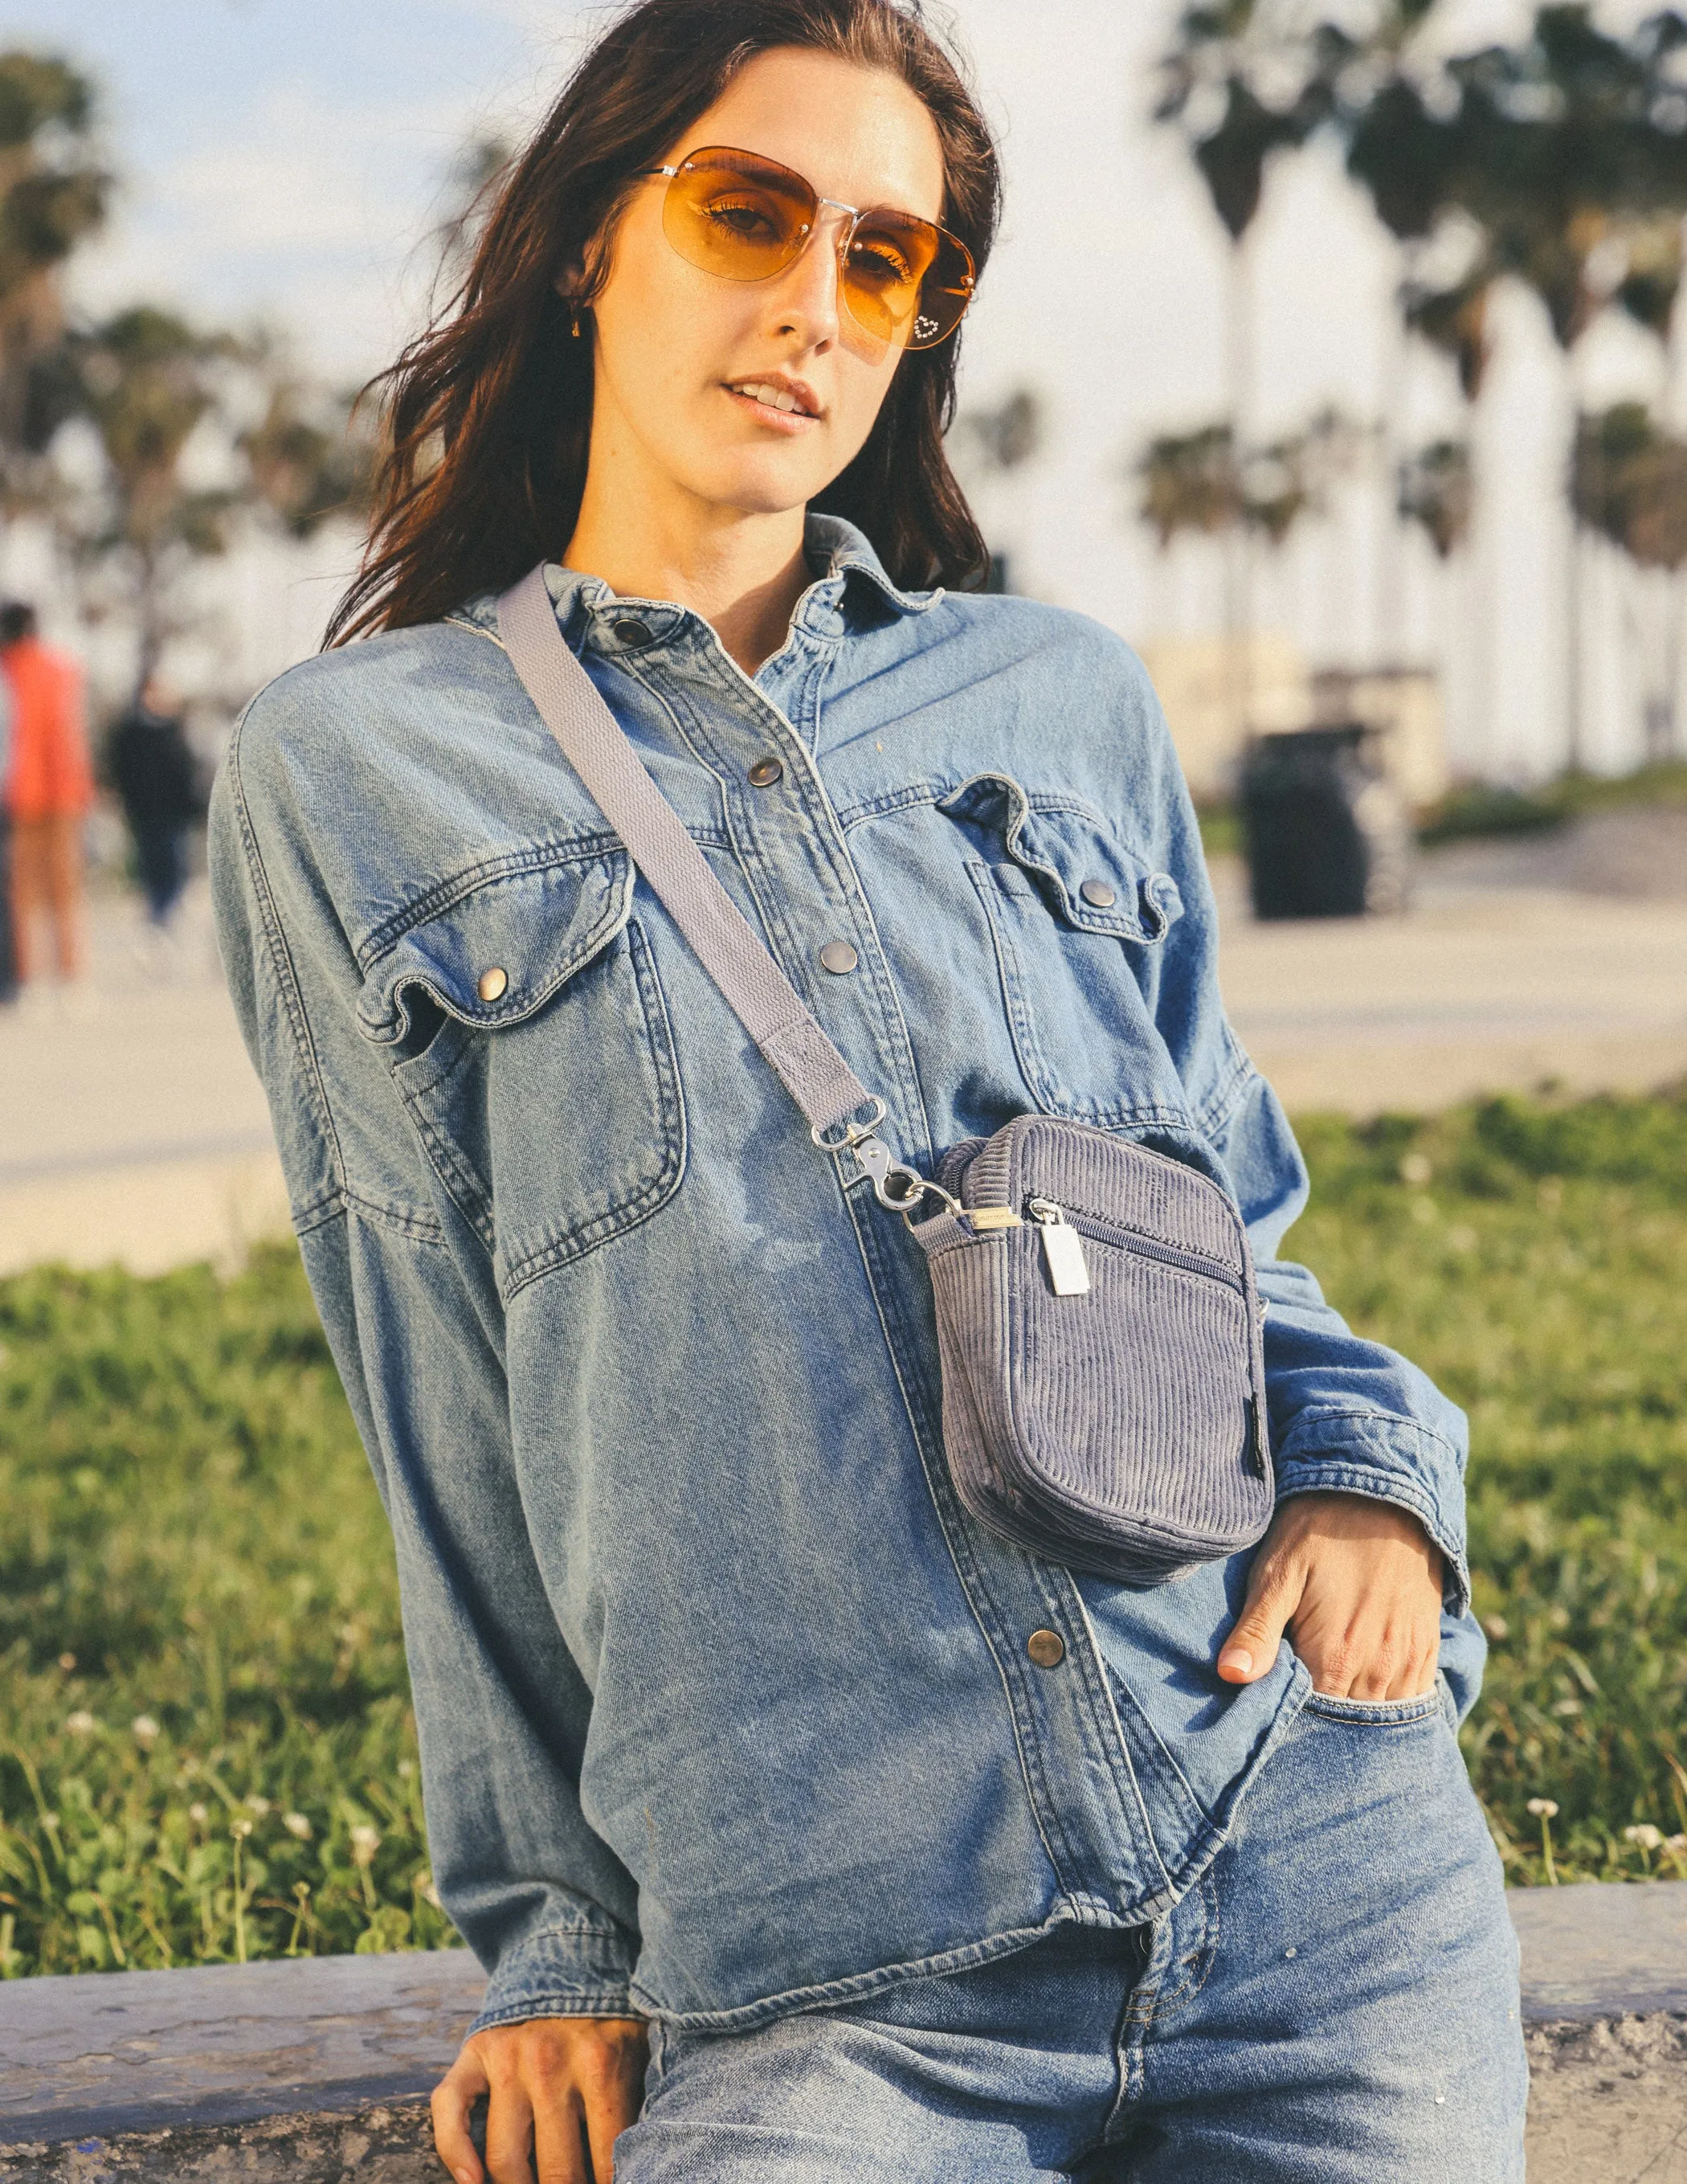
[0,1887,1682,2180]
[0,1951,483,2146]
[1506,1879,1687,2018]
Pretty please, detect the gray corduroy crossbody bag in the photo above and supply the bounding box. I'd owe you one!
[499,567,1273,1585]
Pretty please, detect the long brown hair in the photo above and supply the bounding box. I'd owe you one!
[326,0,1000,644]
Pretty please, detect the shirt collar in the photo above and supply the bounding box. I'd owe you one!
[450,513,942,646]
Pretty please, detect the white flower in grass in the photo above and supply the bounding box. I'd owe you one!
[65,1710,95,1736]
[244,1796,272,1817]
[1526,1798,1559,1818]
[283,1812,313,1841]
[1399,1153,1432,1186]
[1668,1834,1687,1853]
[188,1802,209,1825]
[231,1818,253,1840]
[1481,1615,1509,1642]
[1623,1823,1664,1851]
[415,1869,442,1910]
[349,1824,381,1868]
[131,1716,160,1748]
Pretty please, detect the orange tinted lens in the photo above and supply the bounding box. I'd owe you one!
[844,212,974,350]
[663,149,815,280]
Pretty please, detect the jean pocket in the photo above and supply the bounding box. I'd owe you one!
[1301,1682,1449,1728]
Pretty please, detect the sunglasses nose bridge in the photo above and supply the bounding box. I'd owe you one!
[804,196,861,259]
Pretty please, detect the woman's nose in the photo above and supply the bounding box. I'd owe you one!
[766,207,849,347]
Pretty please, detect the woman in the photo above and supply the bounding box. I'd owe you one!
[210,3,1526,2179]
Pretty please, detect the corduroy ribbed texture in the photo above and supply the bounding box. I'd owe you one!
[915,1115,1272,1584]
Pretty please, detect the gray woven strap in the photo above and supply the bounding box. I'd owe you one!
[497,565,878,1140]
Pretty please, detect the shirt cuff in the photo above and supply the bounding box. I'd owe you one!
[1272,1409,1471,1616]
[467,1921,641,2035]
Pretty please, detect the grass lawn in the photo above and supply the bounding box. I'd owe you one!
[2,1089,1685,1976]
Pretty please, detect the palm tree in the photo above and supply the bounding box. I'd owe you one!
[1416,8,1687,770]
[0,51,108,517]
[1573,401,1687,759]
[239,352,378,545]
[1329,6,1687,771]
[954,386,1044,591]
[1155,3,1333,733]
[1135,406,1362,683]
[59,307,247,676]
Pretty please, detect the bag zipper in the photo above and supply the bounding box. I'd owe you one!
[1026,1197,1244,1298]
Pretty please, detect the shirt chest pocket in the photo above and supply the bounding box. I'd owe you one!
[357,851,686,1296]
[940,775,1187,1128]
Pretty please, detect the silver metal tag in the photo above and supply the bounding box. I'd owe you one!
[1033,1208,1090,1295]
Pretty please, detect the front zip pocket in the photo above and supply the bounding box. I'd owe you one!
[1027,1199,1092,1294]
[1025,1198,1247,1298]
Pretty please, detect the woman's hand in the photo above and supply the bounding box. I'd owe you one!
[432,2014,648,2184]
[1217,1491,1444,1699]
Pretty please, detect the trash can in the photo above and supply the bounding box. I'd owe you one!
[1240,723,1412,920]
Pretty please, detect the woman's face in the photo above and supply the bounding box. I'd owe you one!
[582,47,947,522]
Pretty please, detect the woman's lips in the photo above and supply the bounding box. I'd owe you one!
[723,385,821,433]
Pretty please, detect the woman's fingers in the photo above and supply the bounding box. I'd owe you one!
[1216,1532,1305,1685]
[1219,1492,1444,1697]
[433,2020,648,2184]
[577,2024,648,2182]
[431,2041,491,2184]
[483,2068,538,2184]
[531,2082,590,2184]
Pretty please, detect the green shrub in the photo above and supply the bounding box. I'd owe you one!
[2,1089,1683,1975]
[1294,1089,1687,1883]
[0,1248,451,1973]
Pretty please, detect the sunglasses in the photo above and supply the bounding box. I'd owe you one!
[638,145,975,351]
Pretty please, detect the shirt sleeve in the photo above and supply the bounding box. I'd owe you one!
[208,738,643,2029]
[1132,672,1472,1614]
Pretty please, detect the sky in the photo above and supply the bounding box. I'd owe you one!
[5,0,1679,778]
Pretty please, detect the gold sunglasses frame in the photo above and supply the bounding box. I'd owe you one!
[637,145,976,351]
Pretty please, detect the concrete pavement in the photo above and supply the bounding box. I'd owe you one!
[3,810,1684,1274]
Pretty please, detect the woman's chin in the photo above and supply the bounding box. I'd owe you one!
[684,453,837,524]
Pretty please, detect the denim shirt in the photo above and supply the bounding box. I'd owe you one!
[209,513,1481,2038]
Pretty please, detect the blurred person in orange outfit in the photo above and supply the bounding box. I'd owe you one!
[0,600,93,992]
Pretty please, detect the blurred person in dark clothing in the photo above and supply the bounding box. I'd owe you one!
[108,674,204,927]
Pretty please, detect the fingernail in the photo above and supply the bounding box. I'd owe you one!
[456,2170,476,2184]
[1223,1649,1252,1677]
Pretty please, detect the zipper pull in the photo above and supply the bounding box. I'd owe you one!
[1027,1198,1091,1296]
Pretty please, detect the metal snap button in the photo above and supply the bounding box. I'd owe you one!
[819,940,859,975]
[1080,878,1117,909]
[477,967,509,1002]
[611,617,652,646]
[748,756,784,787]
[1027,1629,1066,1669]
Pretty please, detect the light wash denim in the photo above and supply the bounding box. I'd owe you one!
[618,1685,1526,2182]
[209,513,1493,2047]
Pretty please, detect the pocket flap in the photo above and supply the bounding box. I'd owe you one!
[357,850,633,1045]
[939,773,1182,942]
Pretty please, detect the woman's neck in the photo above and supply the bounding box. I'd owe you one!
[564,466,813,677]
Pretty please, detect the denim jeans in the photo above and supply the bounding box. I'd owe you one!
[616,1683,1526,2183]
